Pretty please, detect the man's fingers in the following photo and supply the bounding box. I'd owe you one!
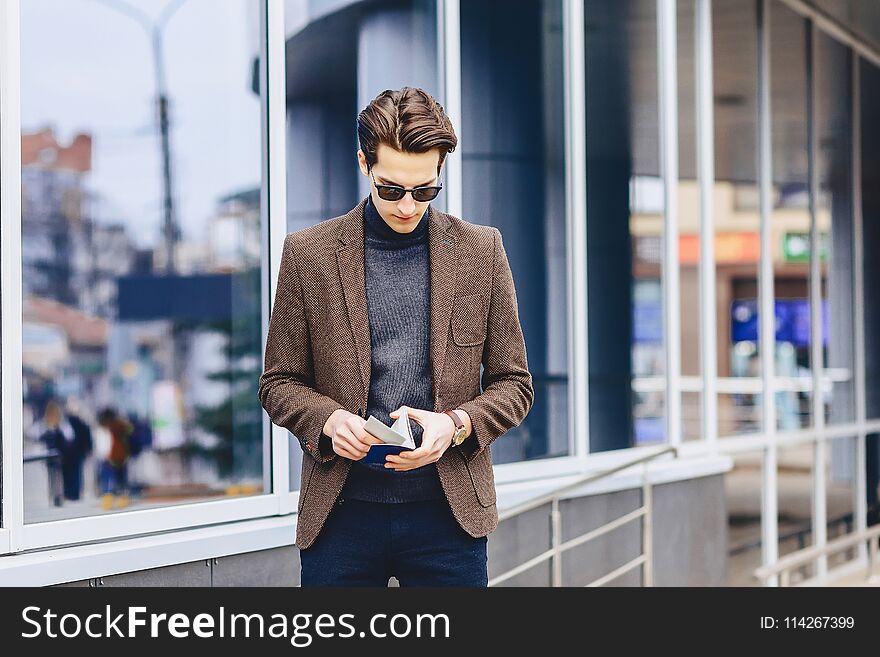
[344,421,382,448]
[335,431,371,459]
[348,420,383,445]
[348,440,372,457]
[333,442,362,460]
[336,437,365,458]
[397,447,426,460]
[385,459,420,471]
[358,431,385,446]
[387,448,430,465]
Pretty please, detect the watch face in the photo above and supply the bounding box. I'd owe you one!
[454,428,467,445]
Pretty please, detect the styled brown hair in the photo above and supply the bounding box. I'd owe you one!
[357,87,458,173]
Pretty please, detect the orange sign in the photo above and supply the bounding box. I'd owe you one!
[679,233,760,265]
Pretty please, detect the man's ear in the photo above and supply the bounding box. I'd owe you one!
[356,149,369,176]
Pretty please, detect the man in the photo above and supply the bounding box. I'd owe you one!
[259,86,533,586]
[32,399,92,504]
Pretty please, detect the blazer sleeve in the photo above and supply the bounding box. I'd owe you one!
[258,234,343,463]
[456,227,535,462]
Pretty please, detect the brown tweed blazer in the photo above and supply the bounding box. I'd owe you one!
[258,196,534,550]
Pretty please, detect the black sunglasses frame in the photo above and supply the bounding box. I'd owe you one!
[369,171,443,202]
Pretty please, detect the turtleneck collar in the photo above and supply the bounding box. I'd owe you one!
[364,194,429,247]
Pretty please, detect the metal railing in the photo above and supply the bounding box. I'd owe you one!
[488,446,677,587]
[730,510,857,556]
[753,524,880,586]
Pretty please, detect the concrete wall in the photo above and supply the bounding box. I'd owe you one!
[52,474,726,587]
[488,473,727,587]
[54,546,301,587]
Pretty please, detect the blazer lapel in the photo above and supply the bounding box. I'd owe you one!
[336,198,371,403]
[335,198,458,411]
[428,205,459,409]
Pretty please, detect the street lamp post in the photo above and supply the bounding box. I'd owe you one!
[93,0,187,274]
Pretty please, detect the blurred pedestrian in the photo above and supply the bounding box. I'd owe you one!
[97,407,133,510]
[34,400,93,503]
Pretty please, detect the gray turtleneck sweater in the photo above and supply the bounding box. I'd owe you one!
[339,195,445,503]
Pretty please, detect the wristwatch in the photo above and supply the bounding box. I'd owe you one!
[444,410,469,447]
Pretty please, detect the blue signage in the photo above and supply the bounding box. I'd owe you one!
[730,299,829,347]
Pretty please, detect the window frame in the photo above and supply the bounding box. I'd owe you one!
[1,0,296,554]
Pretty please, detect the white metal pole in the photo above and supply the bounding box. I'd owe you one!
[563,0,589,457]
[696,0,718,449]
[438,0,462,219]
[551,498,562,586]
[658,0,681,448]
[757,0,779,586]
[643,462,654,586]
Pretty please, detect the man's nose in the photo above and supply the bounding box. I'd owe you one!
[398,195,416,213]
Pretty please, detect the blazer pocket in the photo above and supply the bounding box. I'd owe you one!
[463,448,497,507]
[451,294,486,347]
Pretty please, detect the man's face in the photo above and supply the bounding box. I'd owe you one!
[358,143,440,234]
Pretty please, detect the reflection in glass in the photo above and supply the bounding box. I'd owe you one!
[816,31,856,427]
[588,0,665,451]
[769,2,812,431]
[21,0,264,522]
[462,0,568,463]
[712,0,763,438]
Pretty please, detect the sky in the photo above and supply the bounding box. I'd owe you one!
[20,0,262,248]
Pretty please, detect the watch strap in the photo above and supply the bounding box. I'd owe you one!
[443,410,464,430]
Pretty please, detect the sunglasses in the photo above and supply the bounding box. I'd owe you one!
[370,171,443,202]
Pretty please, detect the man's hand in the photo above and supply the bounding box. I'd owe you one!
[324,409,383,461]
[384,406,457,471]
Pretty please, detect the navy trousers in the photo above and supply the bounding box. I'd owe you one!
[300,497,488,587]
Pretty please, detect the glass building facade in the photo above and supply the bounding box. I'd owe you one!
[1,0,879,587]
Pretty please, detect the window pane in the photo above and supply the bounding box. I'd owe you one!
[713,0,763,437]
[862,55,880,526]
[864,58,880,422]
[816,32,855,427]
[283,0,440,485]
[858,59,880,419]
[21,0,265,522]
[462,0,569,463]
[770,2,812,431]
[587,0,665,451]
